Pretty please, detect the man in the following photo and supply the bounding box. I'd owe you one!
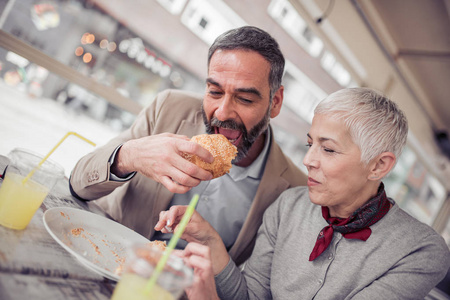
[69,26,307,265]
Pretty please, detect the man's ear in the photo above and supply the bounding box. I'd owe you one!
[270,86,283,118]
[368,152,396,180]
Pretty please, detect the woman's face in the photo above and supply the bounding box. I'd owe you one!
[303,114,375,218]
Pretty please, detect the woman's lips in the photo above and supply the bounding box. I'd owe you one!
[307,177,320,186]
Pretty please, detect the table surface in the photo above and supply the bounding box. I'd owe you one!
[0,155,118,300]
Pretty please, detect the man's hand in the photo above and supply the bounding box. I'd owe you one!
[111,133,214,193]
[154,205,229,275]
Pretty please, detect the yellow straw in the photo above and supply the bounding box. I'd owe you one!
[144,194,200,295]
[22,131,96,184]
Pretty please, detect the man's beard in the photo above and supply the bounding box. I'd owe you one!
[202,105,271,163]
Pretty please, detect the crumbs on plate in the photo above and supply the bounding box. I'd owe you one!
[71,227,84,236]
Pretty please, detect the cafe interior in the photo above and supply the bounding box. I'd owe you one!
[0,0,449,299]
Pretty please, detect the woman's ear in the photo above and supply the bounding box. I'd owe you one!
[368,152,396,180]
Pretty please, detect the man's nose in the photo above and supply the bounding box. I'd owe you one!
[215,95,237,120]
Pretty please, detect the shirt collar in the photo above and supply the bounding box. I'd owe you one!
[228,128,271,181]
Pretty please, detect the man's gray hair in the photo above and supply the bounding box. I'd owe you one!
[315,87,409,165]
[208,26,285,100]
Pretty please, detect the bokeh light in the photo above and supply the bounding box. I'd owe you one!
[86,34,95,44]
[99,39,108,49]
[83,52,92,63]
[107,42,116,52]
[75,46,84,56]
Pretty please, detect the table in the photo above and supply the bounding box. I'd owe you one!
[0,155,117,299]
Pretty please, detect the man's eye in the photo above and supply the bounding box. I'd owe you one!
[238,97,253,104]
[324,148,335,153]
[208,90,222,96]
[305,143,312,148]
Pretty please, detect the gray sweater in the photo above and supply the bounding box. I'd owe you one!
[216,187,450,299]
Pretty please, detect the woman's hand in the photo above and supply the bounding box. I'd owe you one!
[183,242,220,300]
[154,205,230,274]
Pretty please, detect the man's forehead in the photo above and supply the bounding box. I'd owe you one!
[209,48,267,64]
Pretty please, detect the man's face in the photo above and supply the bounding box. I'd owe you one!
[202,49,283,162]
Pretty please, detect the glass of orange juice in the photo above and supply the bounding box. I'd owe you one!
[111,243,194,300]
[0,148,64,230]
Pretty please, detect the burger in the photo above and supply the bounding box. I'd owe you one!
[184,134,237,179]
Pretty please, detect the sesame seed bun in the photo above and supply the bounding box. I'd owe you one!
[184,134,237,179]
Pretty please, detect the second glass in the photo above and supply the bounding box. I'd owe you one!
[111,243,194,300]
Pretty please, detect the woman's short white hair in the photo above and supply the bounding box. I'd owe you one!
[314,87,409,165]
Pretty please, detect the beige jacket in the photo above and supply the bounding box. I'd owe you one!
[69,89,307,265]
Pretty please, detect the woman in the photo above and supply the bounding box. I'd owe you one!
[156,87,450,299]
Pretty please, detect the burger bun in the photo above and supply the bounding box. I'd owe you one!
[184,134,237,179]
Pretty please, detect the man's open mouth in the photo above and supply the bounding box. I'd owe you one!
[215,127,242,146]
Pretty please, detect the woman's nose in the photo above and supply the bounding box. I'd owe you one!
[303,146,319,168]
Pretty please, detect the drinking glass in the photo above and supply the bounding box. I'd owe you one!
[0,148,64,230]
[111,243,194,300]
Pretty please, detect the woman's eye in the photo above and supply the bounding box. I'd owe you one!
[324,148,335,153]
[305,143,312,148]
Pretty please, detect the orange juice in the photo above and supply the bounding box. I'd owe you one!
[0,172,49,230]
[111,273,175,300]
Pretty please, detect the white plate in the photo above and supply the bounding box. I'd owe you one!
[43,207,149,281]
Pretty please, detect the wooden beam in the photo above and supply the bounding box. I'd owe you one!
[0,30,143,115]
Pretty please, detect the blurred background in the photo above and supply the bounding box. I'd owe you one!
[0,0,449,296]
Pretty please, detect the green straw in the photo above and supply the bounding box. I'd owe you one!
[144,194,199,295]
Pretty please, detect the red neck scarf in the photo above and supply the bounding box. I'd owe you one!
[309,183,391,261]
